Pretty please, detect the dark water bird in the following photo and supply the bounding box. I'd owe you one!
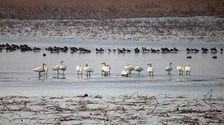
[150,48,157,53]
[187,56,192,59]
[108,49,111,52]
[212,56,217,59]
[201,47,209,53]
[134,47,140,53]
[43,53,46,57]
[127,49,131,53]
[210,47,217,53]
[96,48,104,53]
[117,48,124,53]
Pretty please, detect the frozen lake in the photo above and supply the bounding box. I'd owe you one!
[0,38,224,98]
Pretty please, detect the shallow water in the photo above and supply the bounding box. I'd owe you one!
[0,38,224,98]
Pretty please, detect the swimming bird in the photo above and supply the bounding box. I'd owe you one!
[134,66,143,75]
[165,62,173,75]
[124,64,134,75]
[33,63,47,76]
[76,65,83,75]
[83,64,94,77]
[147,63,154,76]
[121,69,129,77]
[176,65,184,75]
[101,62,110,76]
[185,64,191,75]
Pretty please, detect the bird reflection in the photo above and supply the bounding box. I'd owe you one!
[53,74,66,79]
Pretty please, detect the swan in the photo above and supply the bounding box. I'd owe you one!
[52,61,66,75]
[76,65,83,75]
[121,69,129,77]
[176,65,184,75]
[134,66,143,75]
[165,62,173,75]
[124,64,134,74]
[33,63,47,76]
[83,64,94,77]
[101,62,110,76]
[59,61,67,75]
[52,62,61,74]
[147,63,154,76]
[44,64,48,75]
[185,64,191,75]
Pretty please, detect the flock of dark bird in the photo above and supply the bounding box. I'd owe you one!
[0,43,223,59]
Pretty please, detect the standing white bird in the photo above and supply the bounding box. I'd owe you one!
[52,61,66,75]
[165,62,173,75]
[176,65,184,75]
[124,64,134,75]
[134,66,143,75]
[33,63,47,76]
[44,64,48,75]
[121,69,129,77]
[83,64,94,77]
[59,61,67,75]
[101,62,111,76]
[185,64,191,75]
[52,62,61,74]
[76,65,83,75]
[147,63,154,76]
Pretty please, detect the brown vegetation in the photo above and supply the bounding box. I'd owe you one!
[0,91,223,124]
[0,0,223,19]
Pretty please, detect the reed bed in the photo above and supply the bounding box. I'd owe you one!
[0,90,223,124]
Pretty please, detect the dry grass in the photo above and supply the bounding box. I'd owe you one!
[0,0,223,19]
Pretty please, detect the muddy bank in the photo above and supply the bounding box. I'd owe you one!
[0,90,223,124]
[0,17,223,42]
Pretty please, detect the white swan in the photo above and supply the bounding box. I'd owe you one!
[176,65,184,75]
[59,61,67,75]
[134,66,143,75]
[185,64,191,75]
[44,64,48,75]
[147,63,154,76]
[165,62,173,75]
[52,62,61,74]
[53,61,66,75]
[83,64,94,77]
[33,63,47,76]
[121,69,129,77]
[76,65,83,75]
[101,62,111,76]
[124,64,134,74]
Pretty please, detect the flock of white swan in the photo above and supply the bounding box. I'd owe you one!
[33,61,192,77]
